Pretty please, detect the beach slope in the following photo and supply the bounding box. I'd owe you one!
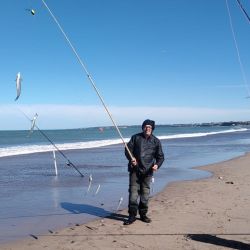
[1,153,250,249]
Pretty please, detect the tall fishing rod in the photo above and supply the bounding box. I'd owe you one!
[40,0,134,161]
[236,0,250,25]
[18,108,84,177]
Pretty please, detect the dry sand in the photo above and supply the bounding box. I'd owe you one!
[1,153,250,250]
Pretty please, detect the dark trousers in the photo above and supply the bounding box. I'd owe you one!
[128,171,151,216]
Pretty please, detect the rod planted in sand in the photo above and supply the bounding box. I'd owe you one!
[53,150,58,176]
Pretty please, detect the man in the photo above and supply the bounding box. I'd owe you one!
[124,119,165,225]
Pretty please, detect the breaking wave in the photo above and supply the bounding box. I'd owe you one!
[0,128,247,158]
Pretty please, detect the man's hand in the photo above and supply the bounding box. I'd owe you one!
[152,164,158,171]
[131,158,137,167]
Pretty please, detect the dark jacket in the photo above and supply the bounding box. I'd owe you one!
[125,132,165,175]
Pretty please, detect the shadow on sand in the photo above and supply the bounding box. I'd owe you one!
[187,234,250,250]
[61,202,128,222]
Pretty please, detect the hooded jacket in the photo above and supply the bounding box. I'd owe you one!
[125,132,165,175]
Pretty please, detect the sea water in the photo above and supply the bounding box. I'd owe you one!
[0,125,250,243]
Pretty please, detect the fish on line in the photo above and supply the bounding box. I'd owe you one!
[25,9,35,15]
[14,72,22,101]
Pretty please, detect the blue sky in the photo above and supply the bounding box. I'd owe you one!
[1,0,250,129]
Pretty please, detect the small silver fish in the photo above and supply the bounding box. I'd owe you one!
[27,113,38,137]
[116,197,123,212]
[30,113,38,133]
[151,176,155,194]
[87,174,93,193]
[95,184,101,195]
[25,9,35,16]
[15,72,22,101]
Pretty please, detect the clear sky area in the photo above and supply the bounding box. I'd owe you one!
[1,0,250,130]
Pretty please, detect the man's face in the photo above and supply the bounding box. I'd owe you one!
[143,125,153,137]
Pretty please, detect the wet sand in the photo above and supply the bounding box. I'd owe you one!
[1,153,250,249]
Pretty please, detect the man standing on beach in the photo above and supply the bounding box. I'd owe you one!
[124,119,165,225]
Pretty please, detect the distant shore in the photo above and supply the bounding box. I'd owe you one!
[1,152,250,249]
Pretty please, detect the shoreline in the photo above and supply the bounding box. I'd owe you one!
[1,153,250,249]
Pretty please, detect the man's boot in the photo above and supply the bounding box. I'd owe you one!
[123,215,136,225]
[140,214,151,223]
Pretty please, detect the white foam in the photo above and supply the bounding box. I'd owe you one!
[0,139,128,158]
[0,128,247,158]
[158,128,248,140]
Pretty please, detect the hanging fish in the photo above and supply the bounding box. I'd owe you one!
[151,176,155,194]
[25,9,36,15]
[86,174,93,193]
[14,72,22,101]
[95,184,101,195]
[28,113,38,137]
[116,197,123,212]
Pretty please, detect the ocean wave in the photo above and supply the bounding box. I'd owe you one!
[0,139,127,158]
[0,128,247,158]
[158,128,248,140]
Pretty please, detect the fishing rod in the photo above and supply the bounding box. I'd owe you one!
[40,0,134,161]
[35,126,84,177]
[18,108,84,177]
[236,0,250,25]
[225,0,250,97]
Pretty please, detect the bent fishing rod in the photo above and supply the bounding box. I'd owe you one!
[40,0,134,161]
[18,109,84,177]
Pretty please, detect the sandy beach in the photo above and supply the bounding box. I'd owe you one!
[1,152,250,250]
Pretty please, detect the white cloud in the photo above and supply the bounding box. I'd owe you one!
[0,104,250,130]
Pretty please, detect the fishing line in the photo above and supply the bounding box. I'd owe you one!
[225,0,250,97]
[236,0,250,24]
[40,0,134,160]
[17,107,84,177]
